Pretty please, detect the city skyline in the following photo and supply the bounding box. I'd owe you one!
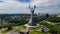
[0,0,60,14]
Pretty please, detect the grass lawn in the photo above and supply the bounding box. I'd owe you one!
[1,29,11,33]
[30,31,51,34]
[0,24,52,34]
[14,26,21,32]
[14,25,27,32]
[29,26,41,30]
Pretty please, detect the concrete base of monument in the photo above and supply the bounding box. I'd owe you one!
[24,24,39,27]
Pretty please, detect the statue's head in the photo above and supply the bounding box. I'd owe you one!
[34,5,36,9]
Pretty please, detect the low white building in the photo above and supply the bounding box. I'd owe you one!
[41,26,49,32]
[57,14,60,17]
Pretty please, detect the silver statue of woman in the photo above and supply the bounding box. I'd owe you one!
[28,0,37,26]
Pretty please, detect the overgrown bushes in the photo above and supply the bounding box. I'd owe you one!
[46,16,60,22]
[39,22,60,34]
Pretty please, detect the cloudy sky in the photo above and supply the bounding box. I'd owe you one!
[0,0,60,14]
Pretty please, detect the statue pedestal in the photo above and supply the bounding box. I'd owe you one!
[25,24,39,27]
[27,18,38,26]
[28,22,37,26]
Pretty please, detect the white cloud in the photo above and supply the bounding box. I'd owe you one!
[0,0,60,14]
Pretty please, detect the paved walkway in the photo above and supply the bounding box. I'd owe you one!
[0,27,20,34]
[45,21,54,25]
[0,28,7,34]
[6,31,20,34]
[6,27,20,34]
